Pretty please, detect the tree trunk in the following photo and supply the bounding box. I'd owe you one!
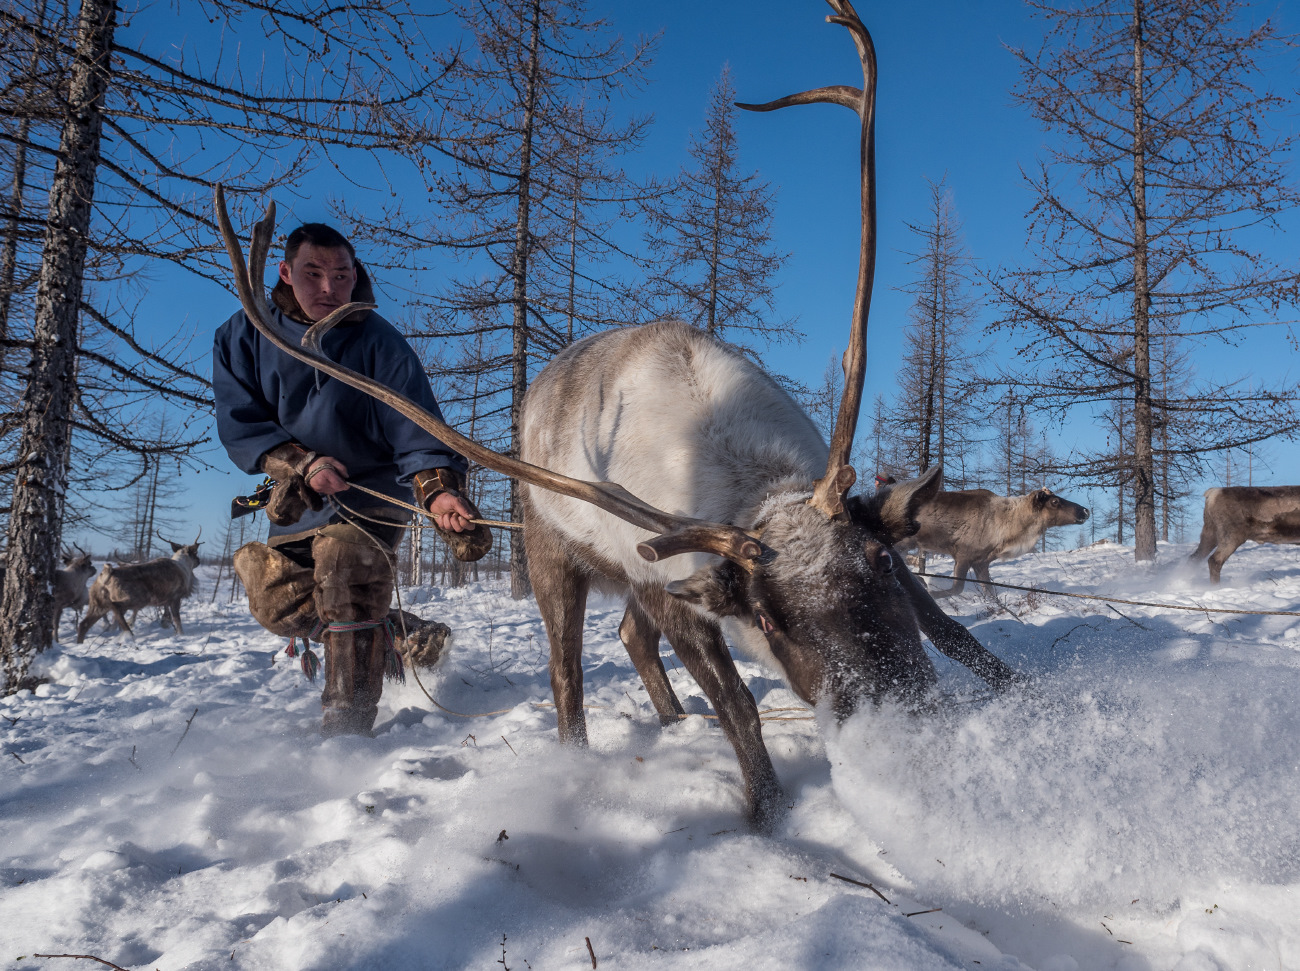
[706,156,722,336]
[508,0,542,600]
[145,457,160,557]
[0,0,49,364]
[1130,0,1157,562]
[1,0,116,692]
[0,124,32,363]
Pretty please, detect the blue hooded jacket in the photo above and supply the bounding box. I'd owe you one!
[212,288,467,540]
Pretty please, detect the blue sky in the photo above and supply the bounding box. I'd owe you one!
[77,0,1300,551]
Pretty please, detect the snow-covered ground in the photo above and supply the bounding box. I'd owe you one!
[3,540,1298,970]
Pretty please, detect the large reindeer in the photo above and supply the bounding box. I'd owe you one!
[215,0,1019,828]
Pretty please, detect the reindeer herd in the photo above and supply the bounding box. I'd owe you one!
[45,484,1293,653]
[7,534,204,643]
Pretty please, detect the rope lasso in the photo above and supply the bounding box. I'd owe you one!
[339,479,523,530]
[912,570,1300,617]
[338,479,1297,619]
[330,483,1299,618]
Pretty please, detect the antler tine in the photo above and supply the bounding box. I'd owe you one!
[248,203,274,306]
[738,0,878,520]
[301,301,377,353]
[212,185,772,569]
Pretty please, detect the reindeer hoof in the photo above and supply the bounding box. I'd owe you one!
[748,778,789,834]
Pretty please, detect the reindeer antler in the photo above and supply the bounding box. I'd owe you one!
[737,0,877,520]
[213,186,770,567]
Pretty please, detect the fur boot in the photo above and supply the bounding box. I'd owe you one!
[390,609,452,669]
[320,626,387,737]
[312,524,395,735]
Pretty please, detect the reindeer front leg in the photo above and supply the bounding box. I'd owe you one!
[523,511,593,745]
[898,566,1023,690]
[636,585,785,830]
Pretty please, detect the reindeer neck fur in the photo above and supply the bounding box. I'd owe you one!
[983,494,1050,560]
[170,548,197,594]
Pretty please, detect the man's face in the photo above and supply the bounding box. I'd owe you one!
[278,242,357,322]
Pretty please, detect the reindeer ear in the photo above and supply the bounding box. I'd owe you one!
[169,541,183,553]
[664,561,748,617]
[847,464,943,545]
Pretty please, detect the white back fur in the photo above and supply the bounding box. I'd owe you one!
[522,322,828,587]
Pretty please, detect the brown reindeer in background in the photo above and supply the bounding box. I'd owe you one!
[77,532,202,641]
[905,487,1091,597]
[215,0,1020,828]
[1190,485,1300,583]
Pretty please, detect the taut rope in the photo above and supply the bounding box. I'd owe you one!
[341,480,523,530]
[912,570,1300,617]
[335,482,1300,619]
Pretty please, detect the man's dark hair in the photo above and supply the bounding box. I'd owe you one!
[284,223,356,264]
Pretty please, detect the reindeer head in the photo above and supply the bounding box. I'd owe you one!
[61,546,95,583]
[160,530,203,568]
[664,467,942,715]
[1031,488,1090,526]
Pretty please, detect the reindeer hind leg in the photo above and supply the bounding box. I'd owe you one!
[1207,535,1244,584]
[525,517,591,746]
[932,559,971,598]
[110,603,134,637]
[1190,520,1218,564]
[168,599,185,635]
[76,604,106,643]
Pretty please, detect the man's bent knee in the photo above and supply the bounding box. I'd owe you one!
[234,541,317,636]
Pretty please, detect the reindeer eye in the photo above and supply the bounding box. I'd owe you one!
[875,547,896,576]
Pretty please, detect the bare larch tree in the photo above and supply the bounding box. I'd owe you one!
[889,177,983,485]
[0,0,115,690]
[988,0,1300,562]
[0,0,449,692]
[399,0,655,599]
[641,66,797,348]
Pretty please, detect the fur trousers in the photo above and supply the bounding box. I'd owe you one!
[234,523,450,734]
